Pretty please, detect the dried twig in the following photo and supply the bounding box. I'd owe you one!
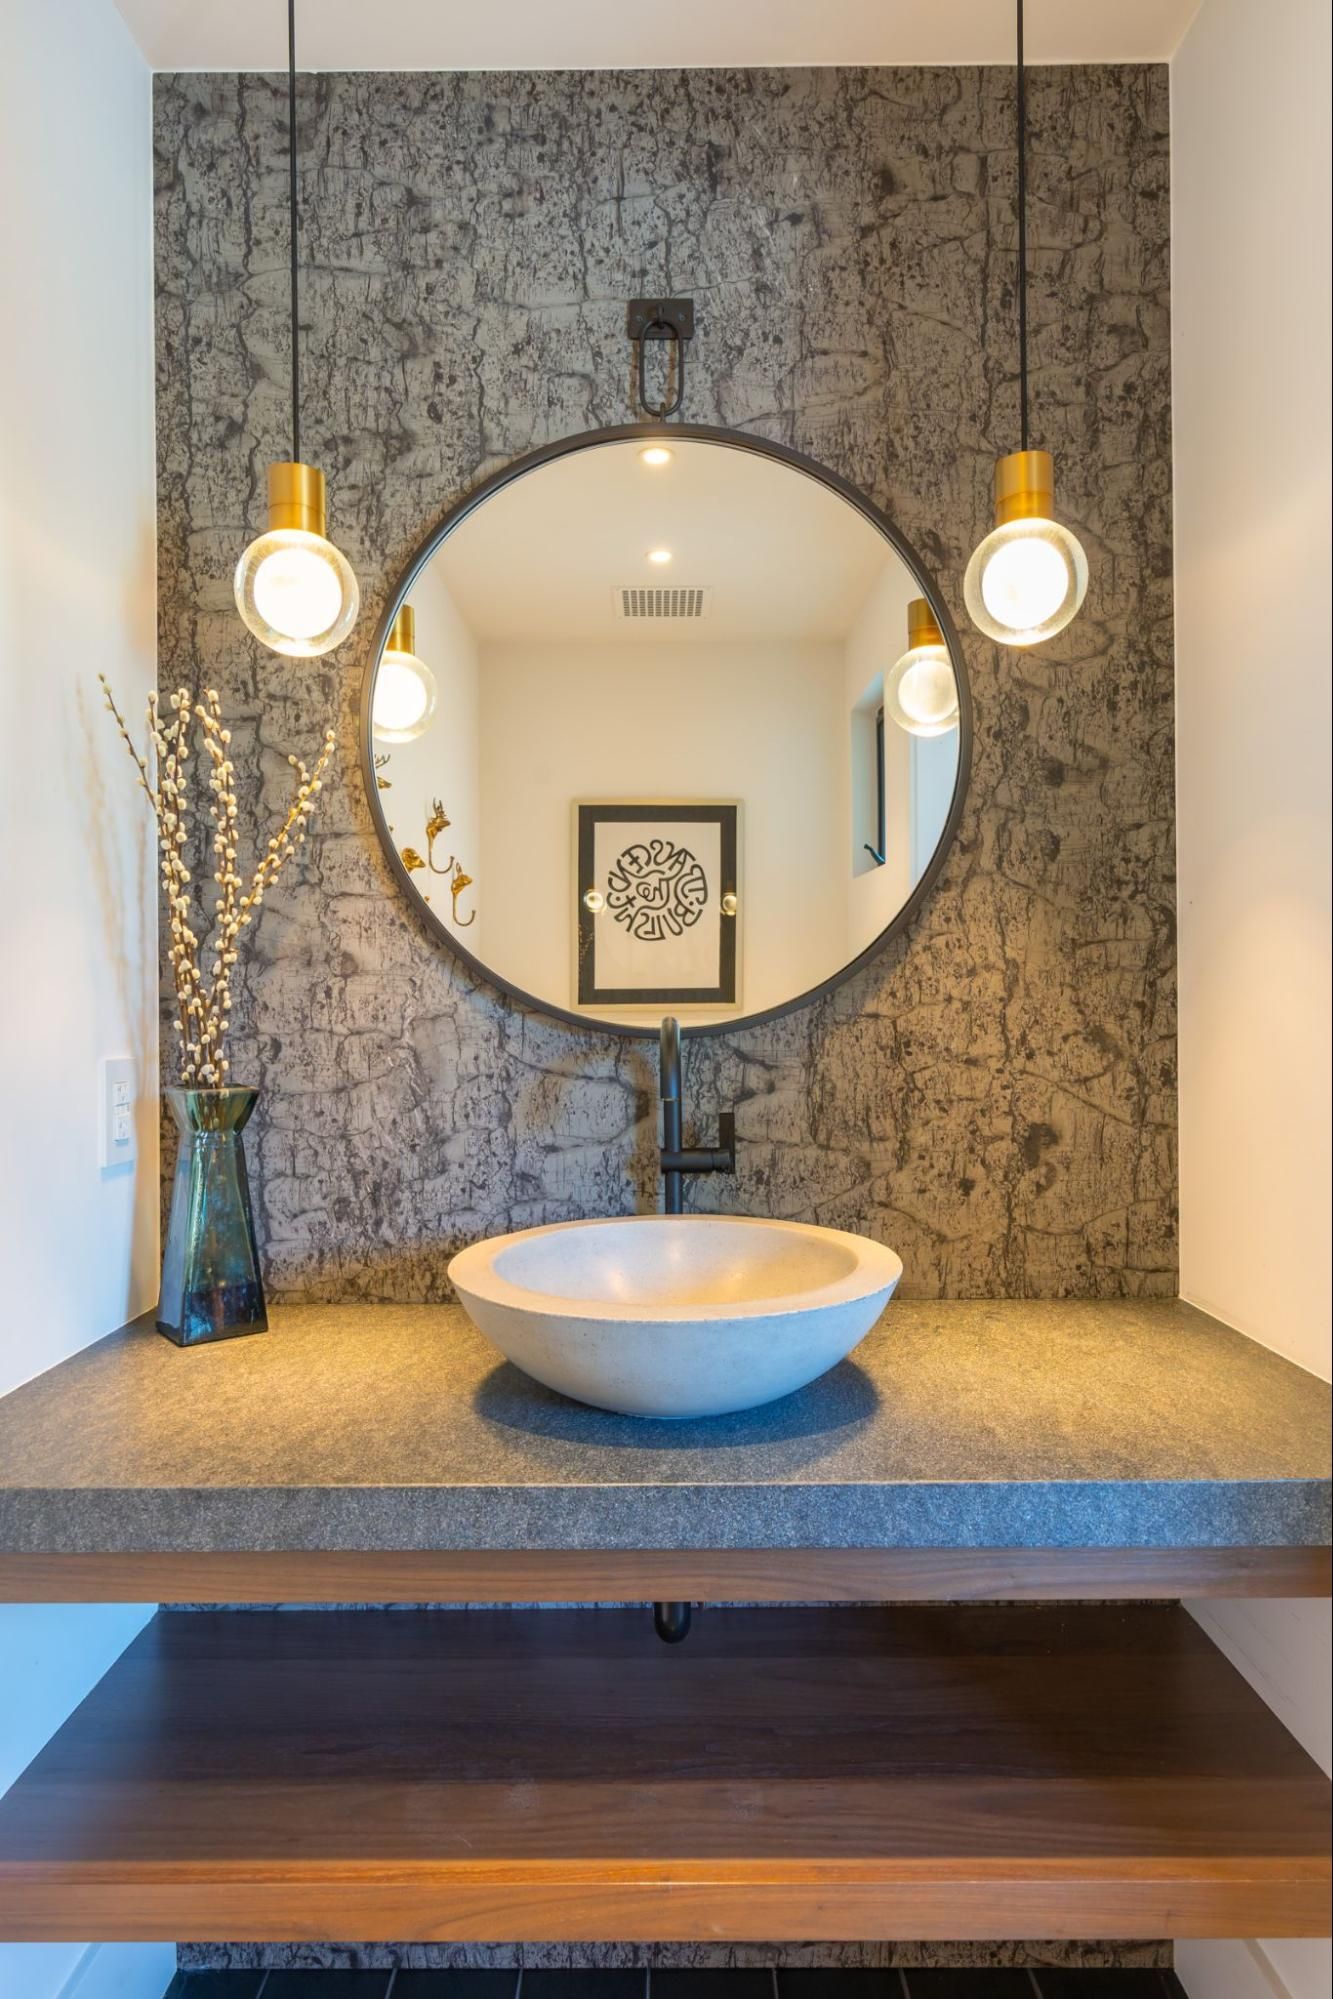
[100,673,335,1086]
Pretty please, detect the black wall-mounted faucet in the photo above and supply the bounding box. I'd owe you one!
[658,1016,736,1215]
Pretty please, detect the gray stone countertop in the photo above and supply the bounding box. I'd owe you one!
[0,1300,1328,1552]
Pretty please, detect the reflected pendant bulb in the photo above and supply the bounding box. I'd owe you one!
[372,603,438,744]
[234,463,360,658]
[885,600,959,738]
[963,449,1087,647]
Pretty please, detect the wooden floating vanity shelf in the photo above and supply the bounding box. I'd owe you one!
[4,1541,1329,1604]
[0,1603,1328,1943]
[0,1300,1328,1944]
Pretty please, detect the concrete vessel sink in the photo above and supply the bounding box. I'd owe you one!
[448,1214,902,1419]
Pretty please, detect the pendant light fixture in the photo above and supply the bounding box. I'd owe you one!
[372,604,438,743]
[885,599,960,738]
[234,0,359,658]
[963,0,1087,648]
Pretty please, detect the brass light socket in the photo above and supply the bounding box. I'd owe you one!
[993,447,1054,525]
[386,603,416,656]
[907,598,944,650]
[266,461,328,537]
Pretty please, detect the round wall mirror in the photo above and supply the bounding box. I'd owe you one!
[361,425,970,1036]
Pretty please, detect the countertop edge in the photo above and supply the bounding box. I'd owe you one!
[2,1475,1328,1555]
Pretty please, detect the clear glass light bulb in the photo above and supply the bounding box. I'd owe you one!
[963,517,1088,647]
[980,535,1067,629]
[885,644,959,738]
[234,527,360,659]
[252,543,343,639]
[372,650,438,743]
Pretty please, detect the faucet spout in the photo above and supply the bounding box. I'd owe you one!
[658,1014,735,1216]
[660,1017,684,1214]
[659,1016,681,1104]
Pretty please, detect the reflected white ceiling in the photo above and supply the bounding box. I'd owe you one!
[113,0,1201,72]
[433,439,898,645]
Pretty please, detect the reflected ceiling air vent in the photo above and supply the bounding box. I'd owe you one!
[615,585,713,621]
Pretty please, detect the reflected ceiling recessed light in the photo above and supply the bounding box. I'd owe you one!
[647,547,673,564]
[639,446,673,467]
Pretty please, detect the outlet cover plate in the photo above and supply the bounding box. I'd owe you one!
[100,1057,137,1172]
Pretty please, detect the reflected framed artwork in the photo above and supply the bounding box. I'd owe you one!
[576,802,739,1009]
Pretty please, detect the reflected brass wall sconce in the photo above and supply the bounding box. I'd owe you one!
[398,800,474,924]
[425,800,453,874]
[451,863,475,927]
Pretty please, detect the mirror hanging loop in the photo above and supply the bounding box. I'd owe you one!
[628,299,695,421]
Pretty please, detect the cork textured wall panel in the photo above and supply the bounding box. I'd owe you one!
[152,64,1175,1300]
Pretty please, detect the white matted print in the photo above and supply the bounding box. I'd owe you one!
[576,803,739,1008]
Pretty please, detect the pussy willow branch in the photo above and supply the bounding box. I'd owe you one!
[99,674,335,1087]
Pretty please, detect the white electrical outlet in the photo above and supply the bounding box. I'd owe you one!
[100,1057,137,1170]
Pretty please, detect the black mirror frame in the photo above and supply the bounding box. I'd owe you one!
[358,420,973,1041]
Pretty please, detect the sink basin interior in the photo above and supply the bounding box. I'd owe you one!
[492,1217,861,1310]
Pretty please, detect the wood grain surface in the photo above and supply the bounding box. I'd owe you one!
[1,1544,1328,1604]
[0,1603,1326,1943]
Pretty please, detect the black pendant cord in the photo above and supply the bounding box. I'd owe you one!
[287,0,301,466]
[1015,0,1029,452]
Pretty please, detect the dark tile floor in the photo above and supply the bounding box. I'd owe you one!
[164,1969,1188,1998]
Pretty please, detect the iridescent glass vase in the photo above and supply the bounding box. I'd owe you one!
[158,1087,267,1346]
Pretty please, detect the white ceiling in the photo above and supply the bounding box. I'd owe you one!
[431,437,898,645]
[113,0,1202,73]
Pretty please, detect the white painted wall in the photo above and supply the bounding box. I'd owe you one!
[109,0,1206,74]
[0,0,160,1397]
[1174,0,1332,1380]
[0,3,169,1995]
[1172,0,1332,1993]
[477,638,849,1023]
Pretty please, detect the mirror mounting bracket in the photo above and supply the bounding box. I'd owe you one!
[629,298,694,419]
[627,298,695,343]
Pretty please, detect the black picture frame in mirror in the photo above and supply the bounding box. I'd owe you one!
[358,421,973,1041]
